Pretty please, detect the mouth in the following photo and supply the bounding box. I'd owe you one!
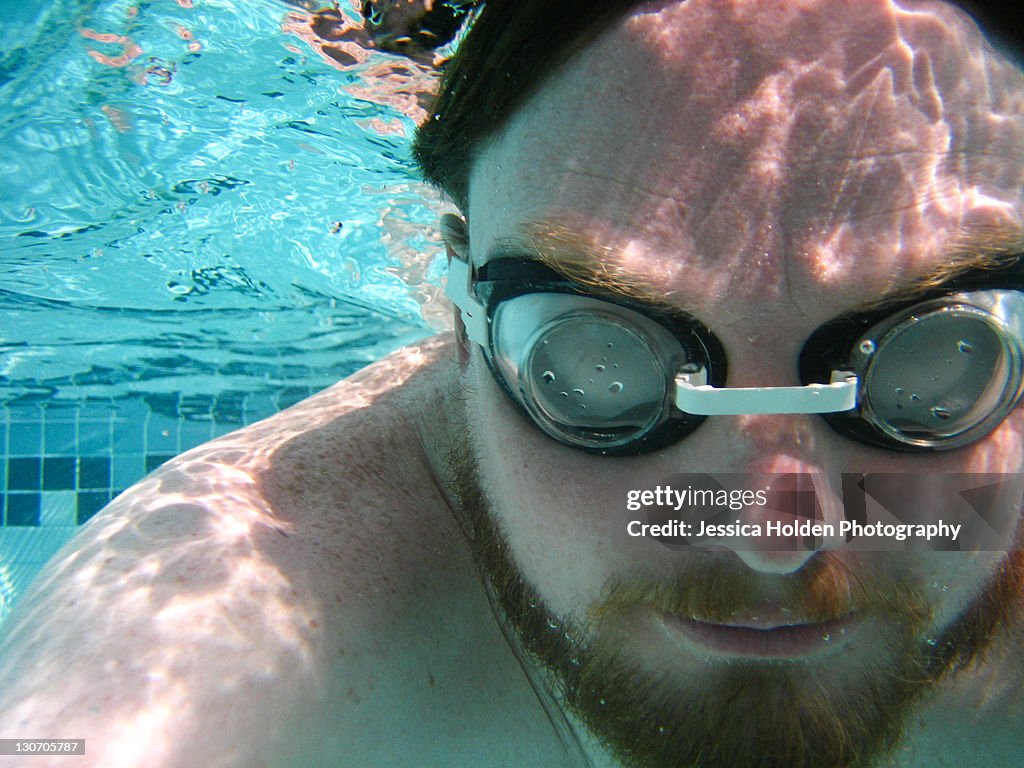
[661,610,859,659]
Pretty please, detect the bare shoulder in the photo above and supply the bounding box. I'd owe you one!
[0,335,562,767]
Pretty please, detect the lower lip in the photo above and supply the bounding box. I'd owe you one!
[662,614,858,659]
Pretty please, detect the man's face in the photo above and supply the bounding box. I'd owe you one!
[452,1,1024,766]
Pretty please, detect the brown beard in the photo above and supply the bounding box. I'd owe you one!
[442,433,1024,768]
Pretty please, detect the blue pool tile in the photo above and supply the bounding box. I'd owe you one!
[113,455,146,489]
[212,420,240,439]
[43,457,76,490]
[243,392,278,423]
[79,401,115,421]
[8,422,42,457]
[213,392,245,423]
[146,415,180,454]
[277,387,312,411]
[112,417,145,453]
[38,528,77,561]
[40,492,76,527]
[7,458,41,490]
[180,419,213,451]
[78,457,111,489]
[144,393,180,420]
[76,421,112,454]
[7,404,42,423]
[180,395,214,419]
[43,418,78,456]
[145,454,177,473]
[76,492,110,524]
[7,493,41,526]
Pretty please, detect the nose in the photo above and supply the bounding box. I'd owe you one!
[687,470,844,574]
[686,413,844,574]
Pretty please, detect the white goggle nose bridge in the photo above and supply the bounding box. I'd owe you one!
[445,254,860,416]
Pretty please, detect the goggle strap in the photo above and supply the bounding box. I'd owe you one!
[445,254,489,346]
[675,372,859,415]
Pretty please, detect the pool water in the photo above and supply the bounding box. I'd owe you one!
[0,0,453,622]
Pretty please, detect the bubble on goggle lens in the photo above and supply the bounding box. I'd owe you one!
[863,310,1012,442]
[522,315,666,445]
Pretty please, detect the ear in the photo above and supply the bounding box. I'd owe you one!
[440,213,472,367]
[440,212,469,259]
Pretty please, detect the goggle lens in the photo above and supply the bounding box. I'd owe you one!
[860,307,1020,446]
[522,314,668,447]
[447,254,1024,454]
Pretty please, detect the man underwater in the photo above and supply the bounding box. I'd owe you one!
[1,1,1024,766]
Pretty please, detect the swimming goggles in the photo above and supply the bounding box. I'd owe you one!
[446,253,1024,455]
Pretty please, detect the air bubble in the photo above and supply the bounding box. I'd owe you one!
[559,391,569,398]
[925,636,938,647]
[910,393,921,402]
[931,407,951,420]
[542,370,556,383]
[822,633,831,642]
[573,388,585,397]
[595,364,606,372]
[859,340,876,355]
[609,381,624,394]
[957,340,973,354]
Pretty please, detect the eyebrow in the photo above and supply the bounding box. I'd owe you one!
[862,226,1024,311]
[487,221,1024,314]
[487,226,687,310]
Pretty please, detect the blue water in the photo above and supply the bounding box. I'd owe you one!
[0,0,453,620]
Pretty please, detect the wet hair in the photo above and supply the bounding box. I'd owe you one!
[412,0,637,210]
[412,0,1023,211]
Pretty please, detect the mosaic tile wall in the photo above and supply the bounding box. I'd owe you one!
[0,387,318,621]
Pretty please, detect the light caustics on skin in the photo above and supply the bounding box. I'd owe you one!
[0,460,317,766]
[457,2,1024,767]
[470,0,1024,315]
[0,344,439,765]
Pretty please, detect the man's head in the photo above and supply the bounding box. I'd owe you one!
[416,2,1024,767]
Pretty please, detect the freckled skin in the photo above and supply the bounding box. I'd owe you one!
[0,2,1023,767]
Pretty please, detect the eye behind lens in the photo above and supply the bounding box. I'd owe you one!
[857,304,1024,449]
[521,314,669,448]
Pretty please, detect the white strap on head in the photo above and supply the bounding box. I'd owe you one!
[445,254,489,345]
[675,372,859,415]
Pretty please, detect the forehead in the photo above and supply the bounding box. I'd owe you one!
[466,0,1024,328]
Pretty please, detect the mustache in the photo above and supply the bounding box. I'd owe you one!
[590,551,932,630]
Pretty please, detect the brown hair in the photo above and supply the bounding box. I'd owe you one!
[412,0,1022,212]
[412,0,643,211]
